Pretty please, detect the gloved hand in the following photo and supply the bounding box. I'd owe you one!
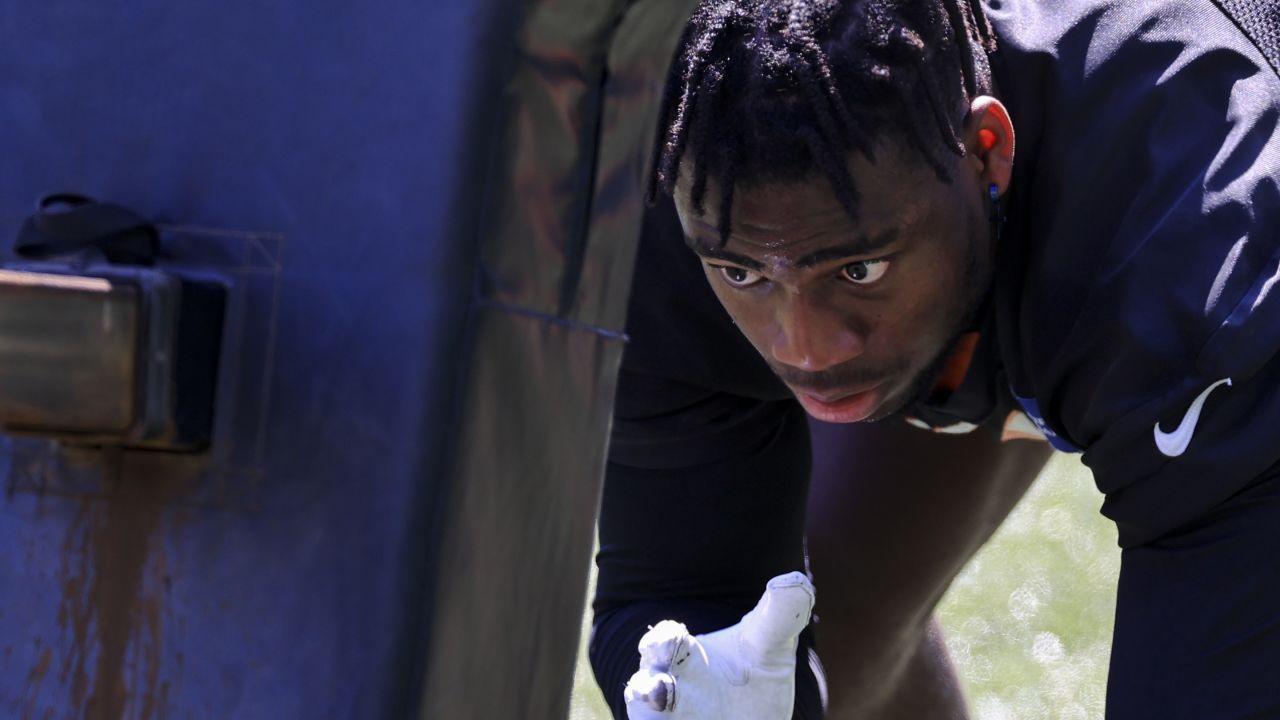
[623,571,816,719]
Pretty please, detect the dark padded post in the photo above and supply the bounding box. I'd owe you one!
[418,2,698,717]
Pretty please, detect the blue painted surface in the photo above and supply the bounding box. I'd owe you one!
[0,2,514,717]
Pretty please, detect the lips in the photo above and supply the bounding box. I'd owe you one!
[792,381,886,423]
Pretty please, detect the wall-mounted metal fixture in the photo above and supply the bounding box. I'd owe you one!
[0,196,225,451]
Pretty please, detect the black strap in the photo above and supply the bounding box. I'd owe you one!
[15,193,158,266]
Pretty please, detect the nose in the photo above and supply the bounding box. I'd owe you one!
[768,291,865,372]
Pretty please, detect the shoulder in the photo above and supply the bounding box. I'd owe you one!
[986,0,1280,544]
[987,0,1278,76]
[990,0,1280,426]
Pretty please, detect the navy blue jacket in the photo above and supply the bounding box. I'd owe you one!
[979,0,1280,547]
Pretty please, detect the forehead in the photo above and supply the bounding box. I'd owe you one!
[675,145,942,254]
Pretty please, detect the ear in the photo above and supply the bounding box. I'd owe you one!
[962,96,1015,197]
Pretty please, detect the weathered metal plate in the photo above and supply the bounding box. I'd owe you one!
[0,270,138,434]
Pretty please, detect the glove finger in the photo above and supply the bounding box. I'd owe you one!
[637,619,694,672]
[624,667,677,716]
[738,571,815,665]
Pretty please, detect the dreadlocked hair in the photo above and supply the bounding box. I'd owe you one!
[647,0,998,242]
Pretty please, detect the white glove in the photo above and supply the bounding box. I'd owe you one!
[623,571,815,720]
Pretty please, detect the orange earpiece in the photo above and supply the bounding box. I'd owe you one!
[977,128,998,152]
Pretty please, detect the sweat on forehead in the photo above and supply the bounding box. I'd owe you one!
[647,0,995,241]
[673,139,945,251]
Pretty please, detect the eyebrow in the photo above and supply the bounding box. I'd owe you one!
[794,229,899,268]
[683,237,767,270]
[683,228,899,270]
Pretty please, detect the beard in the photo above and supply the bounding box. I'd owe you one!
[865,321,976,422]
[869,216,996,421]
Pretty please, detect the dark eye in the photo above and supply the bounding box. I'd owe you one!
[841,259,890,285]
[715,265,765,288]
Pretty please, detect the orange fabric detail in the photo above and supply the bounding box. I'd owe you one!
[933,332,980,394]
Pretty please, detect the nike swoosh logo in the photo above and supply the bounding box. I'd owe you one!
[1153,378,1232,458]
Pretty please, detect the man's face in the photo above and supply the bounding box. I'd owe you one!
[673,141,994,423]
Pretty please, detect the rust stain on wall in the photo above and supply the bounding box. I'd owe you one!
[54,454,188,720]
[58,496,94,713]
[21,645,51,720]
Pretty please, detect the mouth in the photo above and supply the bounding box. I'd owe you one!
[791,380,887,423]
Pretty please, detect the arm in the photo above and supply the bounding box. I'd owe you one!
[590,387,821,718]
[805,416,1051,719]
[590,196,823,718]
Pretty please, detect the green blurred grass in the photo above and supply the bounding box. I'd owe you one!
[570,454,1119,719]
